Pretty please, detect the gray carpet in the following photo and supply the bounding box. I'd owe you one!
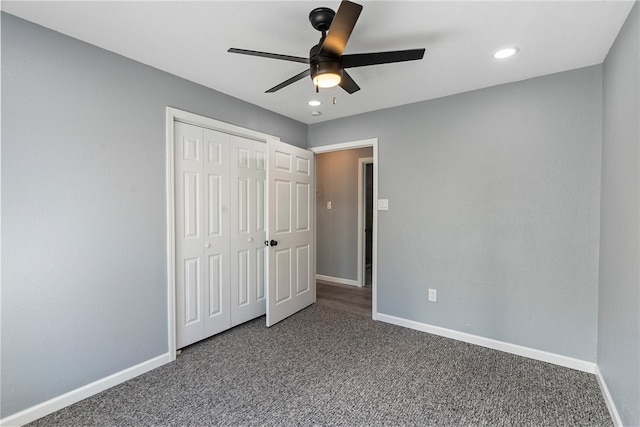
[28,305,612,426]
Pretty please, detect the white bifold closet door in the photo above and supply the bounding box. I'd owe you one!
[175,122,266,349]
[229,135,267,326]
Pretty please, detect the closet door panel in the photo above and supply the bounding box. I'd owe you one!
[254,142,268,306]
[175,122,206,349]
[266,141,315,327]
[230,136,267,326]
[203,128,231,337]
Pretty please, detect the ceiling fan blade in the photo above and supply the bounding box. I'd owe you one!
[265,69,311,93]
[341,48,425,68]
[228,48,309,64]
[320,1,363,57]
[339,70,360,94]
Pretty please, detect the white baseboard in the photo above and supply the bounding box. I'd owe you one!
[316,274,360,287]
[1,323,614,426]
[0,352,172,427]
[375,312,597,374]
[595,366,623,426]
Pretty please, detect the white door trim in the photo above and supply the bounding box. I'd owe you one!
[309,138,379,320]
[310,138,377,153]
[357,157,374,288]
[166,107,280,358]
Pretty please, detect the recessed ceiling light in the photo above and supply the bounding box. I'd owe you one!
[308,100,322,106]
[311,111,322,116]
[493,47,519,59]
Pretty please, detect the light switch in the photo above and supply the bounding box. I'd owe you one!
[377,199,389,210]
[327,201,332,210]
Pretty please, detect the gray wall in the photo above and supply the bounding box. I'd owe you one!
[316,148,373,281]
[4,5,638,423]
[1,13,306,418]
[309,66,603,361]
[599,2,640,426]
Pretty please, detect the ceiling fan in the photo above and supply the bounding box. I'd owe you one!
[228,0,425,94]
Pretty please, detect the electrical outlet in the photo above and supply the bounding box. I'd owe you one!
[428,288,437,302]
[327,201,332,209]
[377,199,389,210]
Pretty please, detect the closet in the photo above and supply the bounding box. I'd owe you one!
[174,121,266,349]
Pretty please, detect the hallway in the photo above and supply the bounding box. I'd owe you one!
[316,280,372,316]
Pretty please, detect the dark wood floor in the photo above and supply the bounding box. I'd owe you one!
[316,280,372,316]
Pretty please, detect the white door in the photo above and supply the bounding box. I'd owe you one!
[175,123,231,348]
[229,136,267,326]
[266,140,315,327]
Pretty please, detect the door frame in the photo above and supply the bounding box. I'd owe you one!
[165,107,280,359]
[310,138,379,320]
[358,157,374,288]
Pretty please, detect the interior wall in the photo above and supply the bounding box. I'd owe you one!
[0,13,306,418]
[309,65,603,362]
[316,147,373,282]
[599,2,640,425]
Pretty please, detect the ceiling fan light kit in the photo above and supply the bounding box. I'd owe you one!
[228,0,425,95]
[311,62,342,89]
[313,72,342,89]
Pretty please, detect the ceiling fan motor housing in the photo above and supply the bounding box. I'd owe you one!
[309,43,342,82]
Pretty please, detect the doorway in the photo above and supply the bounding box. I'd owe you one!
[358,158,374,287]
[310,139,378,319]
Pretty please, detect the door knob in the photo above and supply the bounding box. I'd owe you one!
[247,237,253,242]
[270,240,278,247]
[204,243,211,248]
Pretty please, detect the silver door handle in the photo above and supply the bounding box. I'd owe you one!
[205,243,211,248]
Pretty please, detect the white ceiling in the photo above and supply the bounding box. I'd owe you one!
[2,1,634,124]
